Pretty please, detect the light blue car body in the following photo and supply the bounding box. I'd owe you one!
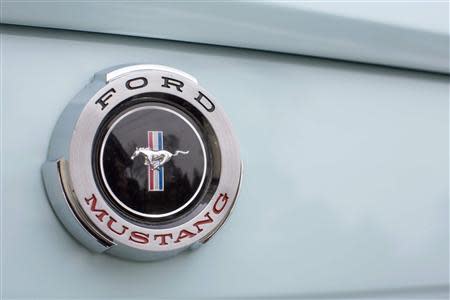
[1,2,449,299]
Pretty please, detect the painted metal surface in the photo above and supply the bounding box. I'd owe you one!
[1,1,449,74]
[1,25,449,299]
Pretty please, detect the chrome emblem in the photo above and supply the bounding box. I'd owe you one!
[131,147,190,170]
[42,65,242,261]
[130,131,190,192]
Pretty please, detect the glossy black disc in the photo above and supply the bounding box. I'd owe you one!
[99,103,207,218]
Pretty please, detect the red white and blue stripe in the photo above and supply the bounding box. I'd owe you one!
[148,131,164,191]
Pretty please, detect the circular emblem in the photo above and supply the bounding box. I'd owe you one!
[42,65,242,261]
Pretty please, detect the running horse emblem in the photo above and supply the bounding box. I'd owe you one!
[131,147,189,170]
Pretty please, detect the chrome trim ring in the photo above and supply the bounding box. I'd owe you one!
[42,64,242,261]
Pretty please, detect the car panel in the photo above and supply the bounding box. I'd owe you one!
[1,25,448,299]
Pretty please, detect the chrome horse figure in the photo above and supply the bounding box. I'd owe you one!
[131,147,189,170]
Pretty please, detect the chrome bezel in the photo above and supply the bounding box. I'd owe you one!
[42,65,242,261]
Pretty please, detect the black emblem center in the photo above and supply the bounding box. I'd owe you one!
[97,98,207,219]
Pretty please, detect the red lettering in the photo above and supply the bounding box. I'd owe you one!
[84,194,108,222]
[107,217,129,235]
[213,193,229,214]
[154,233,173,246]
[193,212,213,233]
[174,230,196,243]
[129,231,150,244]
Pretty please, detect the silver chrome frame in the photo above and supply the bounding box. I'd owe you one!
[42,64,242,261]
